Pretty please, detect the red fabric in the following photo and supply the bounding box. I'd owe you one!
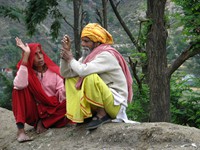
[12,43,69,128]
[76,44,133,103]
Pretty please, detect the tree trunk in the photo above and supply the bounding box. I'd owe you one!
[73,0,81,59]
[102,0,108,29]
[146,0,170,122]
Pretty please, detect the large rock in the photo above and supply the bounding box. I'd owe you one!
[0,107,200,150]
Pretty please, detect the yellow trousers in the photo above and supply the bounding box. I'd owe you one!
[65,74,120,123]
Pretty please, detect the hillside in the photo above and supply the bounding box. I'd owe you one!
[1,107,200,150]
[0,0,144,68]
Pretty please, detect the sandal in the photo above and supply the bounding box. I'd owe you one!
[86,114,111,130]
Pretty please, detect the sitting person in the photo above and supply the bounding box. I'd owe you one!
[12,37,70,143]
[60,23,134,130]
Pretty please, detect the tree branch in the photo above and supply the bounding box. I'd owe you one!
[62,16,74,30]
[167,42,200,77]
[109,0,144,53]
[95,8,103,25]
[128,57,143,92]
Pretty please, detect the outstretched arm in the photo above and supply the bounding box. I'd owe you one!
[14,37,30,89]
[15,37,30,65]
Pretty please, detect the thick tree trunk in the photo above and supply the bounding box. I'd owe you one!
[146,0,170,122]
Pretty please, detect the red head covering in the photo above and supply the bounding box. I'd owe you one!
[17,43,60,76]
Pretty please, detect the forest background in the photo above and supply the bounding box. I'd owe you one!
[0,0,200,129]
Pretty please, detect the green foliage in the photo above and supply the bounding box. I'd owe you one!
[127,72,200,128]
[0,72,13,110]
[131,52,147,64]
[25,0,62,39]
[49,7,63,40]
[137,20,152,48]
[170,73,200,128]
[186,55,200,78]
[167,0,200,78]
[0,42,21,67]
[172,0,200,42]
[0,5,23,22]
[127,83,150,122]
[50,20,61,41]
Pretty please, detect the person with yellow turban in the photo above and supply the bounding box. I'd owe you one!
[60,23,136,130]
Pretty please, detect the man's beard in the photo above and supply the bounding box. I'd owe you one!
[81,47,92,60]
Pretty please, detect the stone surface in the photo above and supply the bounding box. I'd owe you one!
[1,107,200,150]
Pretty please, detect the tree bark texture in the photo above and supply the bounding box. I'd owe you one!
[146,0,170,122]
[102,0,108,29]
[73,0,81,59]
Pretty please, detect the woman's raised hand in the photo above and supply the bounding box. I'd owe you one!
[15,37,30,54]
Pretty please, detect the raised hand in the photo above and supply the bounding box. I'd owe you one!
[61,34,71,51]
[60,35,73,63]
[60,49,73,63]
[15,37,30,54]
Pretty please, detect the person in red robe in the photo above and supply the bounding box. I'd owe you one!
[12,37,70,143]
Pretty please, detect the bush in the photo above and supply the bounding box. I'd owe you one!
[170,74,200,128]
[127,73,200,128]
[127,83,150,122]
[0,72,13,110]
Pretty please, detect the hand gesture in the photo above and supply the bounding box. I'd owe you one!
[15,37,30,54]
[60,49,73,63]
[61,34,71,51]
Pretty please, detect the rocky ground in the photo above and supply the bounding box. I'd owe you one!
[1,107,200,150]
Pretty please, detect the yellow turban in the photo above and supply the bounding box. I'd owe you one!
[81,23,114,44]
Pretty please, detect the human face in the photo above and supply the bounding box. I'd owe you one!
[81,37,99,58]
[33,47,44,68]
[81,37,95,50]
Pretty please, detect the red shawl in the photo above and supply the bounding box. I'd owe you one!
[76,44,133,103]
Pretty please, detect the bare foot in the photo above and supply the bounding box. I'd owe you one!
[36,120,47,134]
[17,128,32,143]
